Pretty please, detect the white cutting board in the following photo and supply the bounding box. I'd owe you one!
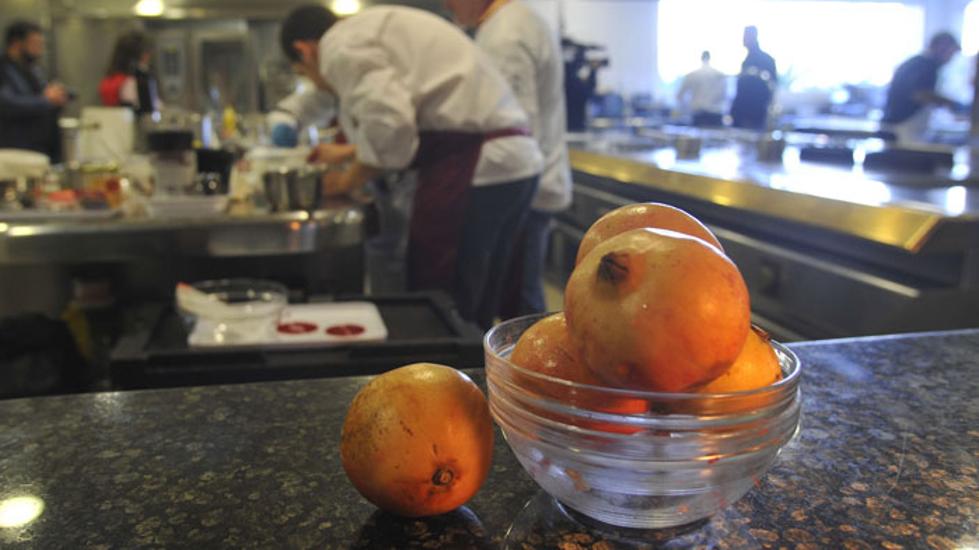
[189,301,388,348]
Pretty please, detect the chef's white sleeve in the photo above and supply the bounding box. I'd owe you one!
[481,38,540,139]
[325,40,418,170]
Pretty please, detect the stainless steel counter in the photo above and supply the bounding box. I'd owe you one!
[569,136,979,254]
[0,200,369,317]
[0,202,366,265]
[559,135,979,339]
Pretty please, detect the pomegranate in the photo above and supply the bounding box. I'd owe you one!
[340,363,493,517]
[576,202,723,265]
[564,228,750,392]
[698,326,782,393]
[511,313,647,432]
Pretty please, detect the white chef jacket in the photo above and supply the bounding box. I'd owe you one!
[475,0,572,212]
[677,64,728,115]
[318,6,542,186]
[267,84,336,129]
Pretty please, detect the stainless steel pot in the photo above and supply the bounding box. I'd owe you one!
[290,166,324,211]
[262,166,324,212]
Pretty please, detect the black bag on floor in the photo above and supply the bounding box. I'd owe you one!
[0,314,87,399]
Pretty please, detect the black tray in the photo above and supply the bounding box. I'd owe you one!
[799,146,855,166]
[863,148,954,173]
[110,292,484,389]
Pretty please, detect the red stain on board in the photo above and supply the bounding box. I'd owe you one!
[278,322,318,334]
[326,324,365,337]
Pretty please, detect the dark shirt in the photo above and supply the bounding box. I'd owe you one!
[882,55,939,124]
[730,47,777,130]
[0,54,61,161]
[564,57,596,132]
[134,67,159,117]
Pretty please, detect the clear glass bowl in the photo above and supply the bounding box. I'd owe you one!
[485,313,802,530]
[180,279,288,345]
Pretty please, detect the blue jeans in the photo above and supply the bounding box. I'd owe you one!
[517,210,551,315]
[365,173,417,294]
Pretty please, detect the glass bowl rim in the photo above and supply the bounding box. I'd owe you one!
[484,312,801,402]
[189,278,289,301]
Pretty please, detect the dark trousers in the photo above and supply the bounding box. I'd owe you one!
[500,209,552,319]
[453,176,538,329]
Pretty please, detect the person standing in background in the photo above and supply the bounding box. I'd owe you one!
[444,0,573,317]
[280,4,541,329]
[99,31,161,116]
[563,39,600,132]
[677,51,728,128]
[0,20,68,162]
[882,32,963,144]
[730,26,776,131]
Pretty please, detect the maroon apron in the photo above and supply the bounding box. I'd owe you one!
[407,128,528,292]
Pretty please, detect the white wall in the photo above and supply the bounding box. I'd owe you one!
[526,0,971,104]
[527,0,660,98]
[921,0,970,43]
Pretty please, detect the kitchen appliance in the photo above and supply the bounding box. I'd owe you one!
[194,148,235,193]
[76,107,135,162]
[147,130,197,195]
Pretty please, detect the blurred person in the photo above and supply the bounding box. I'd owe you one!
[266,84,336,147]
[676,50,728,127]
[280,4,542,329]
[563,39,603,132]
[0,20,68,162]
[882,32,964,144]
[445,0,572,317]
[730,25,776,131]
[99,30,160,116]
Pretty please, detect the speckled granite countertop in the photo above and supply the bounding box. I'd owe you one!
[1,330,977,549]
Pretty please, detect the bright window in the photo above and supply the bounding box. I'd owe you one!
[658,0,924,90]
[963,0,979,53]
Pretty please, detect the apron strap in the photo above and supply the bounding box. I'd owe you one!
[484,127,530,141]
